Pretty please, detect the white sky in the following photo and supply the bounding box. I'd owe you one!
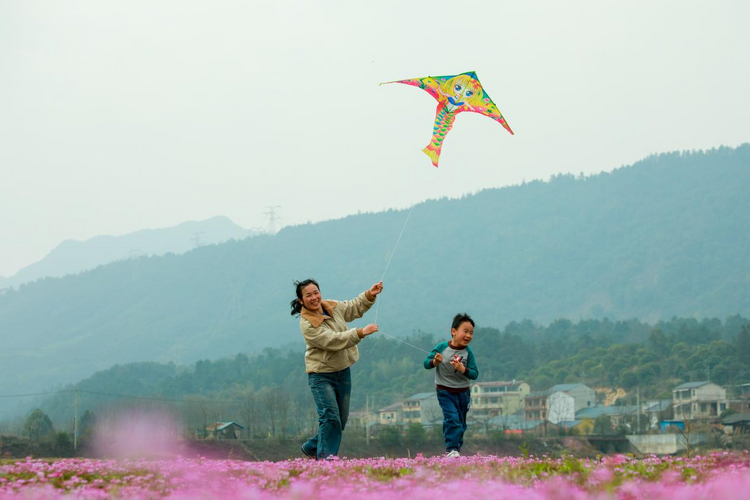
[2,0,749,277]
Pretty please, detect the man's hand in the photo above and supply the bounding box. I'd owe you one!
[361,324,379,336]
[369,281,384,297]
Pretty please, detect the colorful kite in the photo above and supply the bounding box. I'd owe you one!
[382,71,514,167]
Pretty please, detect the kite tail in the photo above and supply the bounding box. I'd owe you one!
[423,107,456,167]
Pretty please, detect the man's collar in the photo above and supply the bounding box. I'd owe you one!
[300,300,338,328]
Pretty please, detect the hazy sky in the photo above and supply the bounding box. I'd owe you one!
[2,0,749,277]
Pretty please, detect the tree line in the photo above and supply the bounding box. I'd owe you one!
[11,314,747,439]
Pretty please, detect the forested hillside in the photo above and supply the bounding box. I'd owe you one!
[1,145,749,406]
[35,316,750,430]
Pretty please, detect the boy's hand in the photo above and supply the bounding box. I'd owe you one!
[369,281,384,296]
[450,359,466,373]
[433,353,443,366]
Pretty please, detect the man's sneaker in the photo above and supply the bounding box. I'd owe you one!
[301,445,316,459]
[447,450,460,458]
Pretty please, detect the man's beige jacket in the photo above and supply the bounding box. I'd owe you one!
[299,290,375,373]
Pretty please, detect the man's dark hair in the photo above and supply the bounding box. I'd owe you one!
[452,313,474,330]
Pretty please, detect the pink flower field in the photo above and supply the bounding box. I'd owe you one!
[1,452,750,499]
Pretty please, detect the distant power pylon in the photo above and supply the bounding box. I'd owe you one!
[190,231,206,248]
[264,206,282,234]
[128,248,144,260]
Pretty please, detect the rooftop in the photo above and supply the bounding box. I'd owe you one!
[550,383,586,392]
[722,413,750,425]
[576,405,639,419]
[206,421,245,431]
[474,381,526,388]
[674,381,711,390]
[558,420,585,428]
[643,400,672,412]
[527,390,549,397]
[405,392,435,401]
[378,402,402,412]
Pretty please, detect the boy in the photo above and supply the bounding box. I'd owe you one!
[423,313,478,457]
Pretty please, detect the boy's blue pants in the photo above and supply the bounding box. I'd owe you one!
[302,367,351,459]
[436,388,470,452]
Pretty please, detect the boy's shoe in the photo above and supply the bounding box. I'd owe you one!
[447,450,460,458]
[301,444,316,459]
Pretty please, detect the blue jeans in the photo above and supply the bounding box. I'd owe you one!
[302,367,351,459]
[436,388,470,452]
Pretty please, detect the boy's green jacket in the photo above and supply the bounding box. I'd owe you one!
[424,342,479,388]
[299,290,375,373]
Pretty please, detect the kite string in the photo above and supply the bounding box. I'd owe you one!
[379,205,414,283]
[374,205,414,324]
[370,205,430,355]
[368,76,470,356]
[377,329,431,355]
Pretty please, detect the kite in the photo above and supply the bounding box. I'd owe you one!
[382,71,514,167]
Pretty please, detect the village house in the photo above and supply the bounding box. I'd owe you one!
[486,414,557,436]
[205,421,245,439]
[470,381,530,419]
[524,391,549,421]
[721,413,750,435]
[641,400,673,429]
[378,402,402,426]
[576,405,639,430]
[402,392,442,426]
[728,399,750,413]
[558,419,593,434]
[551,384,596,411]
[672,381,728,420]
[547,391,577,424]
[728,383,750,413]
[525,383,595,423]
[348,410,378,431]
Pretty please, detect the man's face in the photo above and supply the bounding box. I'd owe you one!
[300,284,322,311]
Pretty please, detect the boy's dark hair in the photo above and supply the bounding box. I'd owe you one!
[452,313,474,330]
[290,278,320,316]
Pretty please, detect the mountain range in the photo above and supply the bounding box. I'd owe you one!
[1,145,748,412]
[0,216,254,290]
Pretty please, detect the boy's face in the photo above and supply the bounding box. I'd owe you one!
[451,321,474,348]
